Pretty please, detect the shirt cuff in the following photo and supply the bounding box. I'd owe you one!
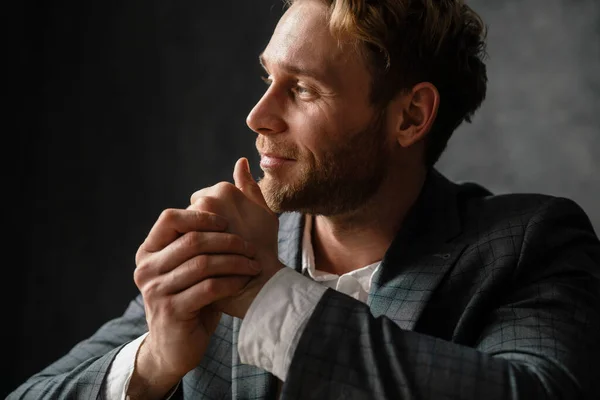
[238,267,327,381]
[104,332,148,400]
[104,332,180,400]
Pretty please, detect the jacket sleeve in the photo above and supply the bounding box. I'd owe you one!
[7,294,148,399]
[281,198,600,400]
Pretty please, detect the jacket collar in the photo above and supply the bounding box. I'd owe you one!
[367,168,466,329]
[277,169,465,330]
[276,169,463,270]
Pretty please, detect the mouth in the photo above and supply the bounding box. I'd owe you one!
[259,153,296,169]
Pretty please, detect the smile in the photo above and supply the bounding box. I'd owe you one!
[260,154,295,169]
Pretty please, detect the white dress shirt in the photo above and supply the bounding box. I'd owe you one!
[104,215,381,398]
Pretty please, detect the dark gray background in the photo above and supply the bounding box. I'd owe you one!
[7,0,599,396]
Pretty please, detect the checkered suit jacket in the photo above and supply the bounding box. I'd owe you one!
[8,170,600,399]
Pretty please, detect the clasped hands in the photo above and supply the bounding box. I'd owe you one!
[132,157,283,380]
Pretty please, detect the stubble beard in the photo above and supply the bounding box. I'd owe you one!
[257,112,390,216]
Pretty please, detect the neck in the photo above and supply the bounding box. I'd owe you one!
[312,165,427,276]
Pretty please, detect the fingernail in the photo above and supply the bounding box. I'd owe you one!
[248,259,262,272]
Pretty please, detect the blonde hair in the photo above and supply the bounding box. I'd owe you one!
[285,0,488,166]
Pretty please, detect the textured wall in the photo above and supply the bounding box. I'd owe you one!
[438,0,600,232]
[7,0,599,396]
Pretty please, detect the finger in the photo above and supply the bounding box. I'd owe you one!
[154,231,257,275]
[189,188,211,206]
[172,275,251,316]
[233,157,271,211]
[189,182,238,210]
[187,194,224,215]
[160,254,261,294]
[141,209,228,254]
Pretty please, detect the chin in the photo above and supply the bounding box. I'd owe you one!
[257,176,283,211]
[258,175,301,214]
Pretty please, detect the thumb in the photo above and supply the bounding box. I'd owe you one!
[233,157,271,211]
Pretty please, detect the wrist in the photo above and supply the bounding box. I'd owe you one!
[127,335,182,400]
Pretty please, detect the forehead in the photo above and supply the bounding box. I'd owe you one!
[260,1,354,76]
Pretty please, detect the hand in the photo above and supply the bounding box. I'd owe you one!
[189,157,284,319]
[132,207,261,384]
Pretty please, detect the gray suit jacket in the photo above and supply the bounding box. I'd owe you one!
[9,170,600,399]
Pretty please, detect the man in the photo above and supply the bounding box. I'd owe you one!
[9,0,600,399]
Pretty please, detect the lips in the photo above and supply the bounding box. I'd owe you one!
[260,152,295,161]
[259,153,295,169]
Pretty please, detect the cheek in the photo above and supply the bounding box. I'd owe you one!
[285,99,373,160]
[289,110,337,161]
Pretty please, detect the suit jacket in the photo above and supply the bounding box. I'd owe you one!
[8,169,600,399]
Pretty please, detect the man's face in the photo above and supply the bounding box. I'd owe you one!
[247,0,393,216]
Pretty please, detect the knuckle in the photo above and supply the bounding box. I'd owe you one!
[181,231,203,249]
[133,259,152,286]
[159,208,178,224]
[134,247,145,266]
[192,196,217,213]
[189,190,202,204]
[135,256,152,273]
[203,279,219,297]
[215,182,237,197]
[225,234,245,251]
[133,267,144,287]
[197,210,223,228]
[214,181,232,191]
[191,255,209,275]
[142,279,162,299]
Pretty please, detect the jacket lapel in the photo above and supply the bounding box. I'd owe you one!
[368,169,466,331]
[231,212,304,399]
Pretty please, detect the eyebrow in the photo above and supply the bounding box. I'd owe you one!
[259,53,333,83]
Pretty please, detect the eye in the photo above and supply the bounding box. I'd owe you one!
[260,75,317,100]
[291,83,318,100]
[293,85,312,96]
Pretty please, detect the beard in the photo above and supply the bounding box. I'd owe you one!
[257,111,391,216]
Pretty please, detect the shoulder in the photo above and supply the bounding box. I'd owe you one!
[452,180,599,273]
[450,181,600,291]
[454,181,595,238]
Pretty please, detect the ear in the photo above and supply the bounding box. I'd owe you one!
[388,82,439,148]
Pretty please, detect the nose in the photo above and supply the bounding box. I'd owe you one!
[246,87,287,136]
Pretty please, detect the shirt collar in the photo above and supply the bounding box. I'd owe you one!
[301,214,380,281]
